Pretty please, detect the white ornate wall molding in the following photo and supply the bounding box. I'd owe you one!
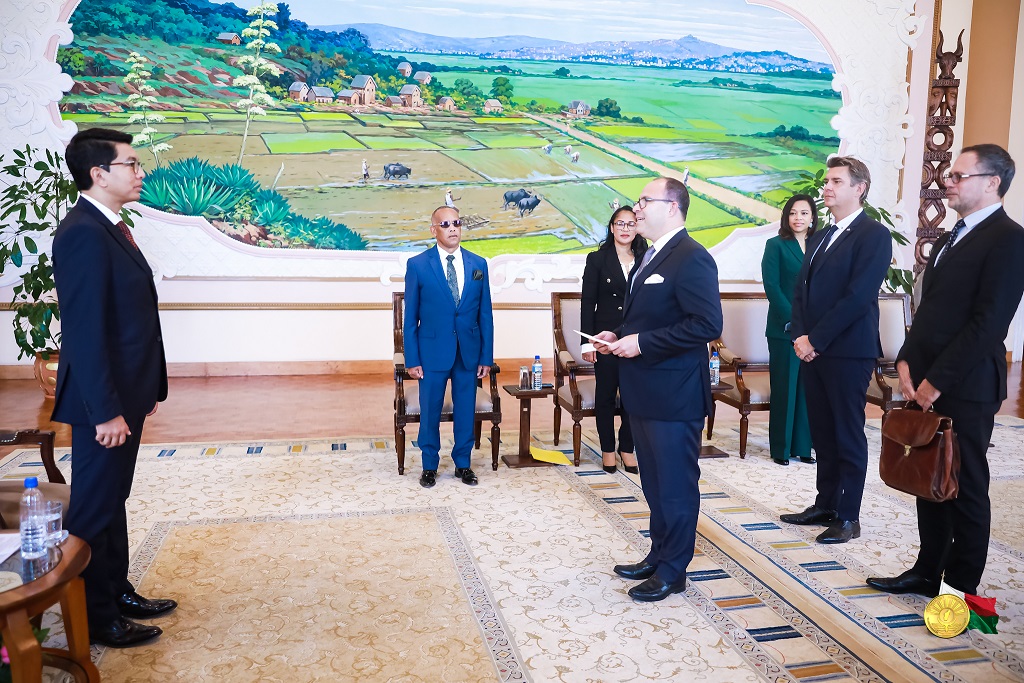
[0,0,926,292]
[754,0,923,245]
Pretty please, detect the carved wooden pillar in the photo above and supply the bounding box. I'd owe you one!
[916,30,964,275]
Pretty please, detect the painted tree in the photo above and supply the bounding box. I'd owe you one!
[123,52,171,168]
[236,2,282,165]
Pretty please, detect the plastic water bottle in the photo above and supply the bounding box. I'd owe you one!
[532,355,543,390]
[709,351,720,386]
[20,477,46,559]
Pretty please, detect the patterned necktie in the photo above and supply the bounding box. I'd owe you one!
[446,254,460,306]
[941,219,966,260]
[116,220,139,250]
[630,246,656,292]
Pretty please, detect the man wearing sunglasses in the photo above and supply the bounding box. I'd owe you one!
[868,144,1024,598]
[403,206,494,488]
[52,128,173,647]
[594,177,723,602]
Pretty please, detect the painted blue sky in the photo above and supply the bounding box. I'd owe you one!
[245,0,831,63]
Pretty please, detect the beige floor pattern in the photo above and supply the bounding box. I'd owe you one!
[2,417,1023,682]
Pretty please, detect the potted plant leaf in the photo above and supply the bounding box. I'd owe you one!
[0,146,78,397]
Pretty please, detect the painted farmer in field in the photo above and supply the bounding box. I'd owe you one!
[403,206,494,489]
[362,158,369,180]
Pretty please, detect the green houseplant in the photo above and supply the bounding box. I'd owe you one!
[0,145,79,396]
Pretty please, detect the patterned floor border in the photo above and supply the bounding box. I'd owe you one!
[560,434,1024,683]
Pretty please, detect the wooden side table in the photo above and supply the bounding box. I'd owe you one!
[700,382,734,459]
[501,385,556,468]
[0,534,99,682]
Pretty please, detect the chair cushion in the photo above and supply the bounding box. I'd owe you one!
[867,374,905,401]
[557,378,597,410]
[720,371,771,404]
[401,383,494,417]
[0,482,70,530]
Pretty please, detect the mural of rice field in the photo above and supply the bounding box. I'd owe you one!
[59,0,841,254]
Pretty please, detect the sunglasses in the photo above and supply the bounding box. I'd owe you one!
[432,220,463,228]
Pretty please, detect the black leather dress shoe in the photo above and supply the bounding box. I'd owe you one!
[816,520,861,544]
[866,571,940,597]
[419,470,437,488]
[780,505,838,525]
[772,458,790,466]
[628,574,687,602]
[90,617,162,648]
[613,560,656,581]
[798,456,816,464]
[454,467,478,486]
[118,591,177,619]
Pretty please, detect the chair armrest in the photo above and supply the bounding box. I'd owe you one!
[714,342,740,366]
[393,352,405,368]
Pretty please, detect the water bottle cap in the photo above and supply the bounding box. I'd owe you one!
[24,477,38,488]
[535,355,540,360]
[712,351,719,356]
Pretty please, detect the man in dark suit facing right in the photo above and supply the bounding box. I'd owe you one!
[781,156,891,544]
[52,128,176,648]
[595,177,723,602]
[868,144,1024,597]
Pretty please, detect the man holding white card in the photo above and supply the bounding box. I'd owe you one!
[594,177,722,602]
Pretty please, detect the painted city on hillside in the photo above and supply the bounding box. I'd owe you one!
[59,0,841,255]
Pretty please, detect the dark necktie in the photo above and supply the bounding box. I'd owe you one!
[630,246,656,292]
[116,220,139,251]
[446,254,460,306]
[940,219,966,260]
[810,223,837,265]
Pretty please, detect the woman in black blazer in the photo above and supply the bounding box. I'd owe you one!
[581,206,648,473]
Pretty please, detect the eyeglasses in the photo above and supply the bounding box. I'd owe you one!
[103,159,143,174]
[941,171,995,184]
[431,219,463,228]
[612,220,638,228]
[635,197,674,209]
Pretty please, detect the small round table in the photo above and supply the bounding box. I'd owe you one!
[0,534,99,683]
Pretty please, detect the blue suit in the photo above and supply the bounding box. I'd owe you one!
[791,211,891,521]
[616,229,722,583]
[404,246,494,470]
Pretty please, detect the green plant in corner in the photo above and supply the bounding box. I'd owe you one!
[0,146,79,360]
[793,168,914,295]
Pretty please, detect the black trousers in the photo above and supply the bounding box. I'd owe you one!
[65,414,146,626]
[801,356,874,521]
[594,352,633,454]
[912,397,998,594]
[631,415,703,584]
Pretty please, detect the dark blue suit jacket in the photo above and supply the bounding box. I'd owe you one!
[51,199,167,426]
[790,211,891,358]
[403,246,494,371]
[616,229,723,422]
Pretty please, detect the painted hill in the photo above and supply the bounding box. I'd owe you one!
[318,24,832,74]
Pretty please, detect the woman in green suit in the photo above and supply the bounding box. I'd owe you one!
[761,194,819,466]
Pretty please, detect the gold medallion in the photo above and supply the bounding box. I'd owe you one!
[924,593,970,638]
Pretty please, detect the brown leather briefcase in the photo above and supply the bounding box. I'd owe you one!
[879,405,960,502]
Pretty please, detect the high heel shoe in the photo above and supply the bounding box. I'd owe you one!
[619,451,639,474]
[602,453,617,473]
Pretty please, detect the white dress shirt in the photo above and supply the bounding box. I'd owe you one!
[437,245,464,298]
[823,208,863,252]
[932,203,1002,266]
[81,193,121,227]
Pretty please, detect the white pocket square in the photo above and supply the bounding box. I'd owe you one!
[644,273,665,285]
